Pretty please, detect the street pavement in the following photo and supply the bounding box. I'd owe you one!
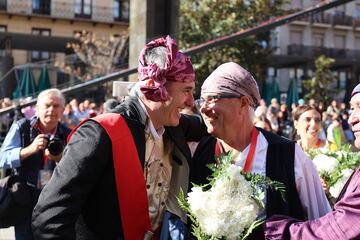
[0,227,15,240]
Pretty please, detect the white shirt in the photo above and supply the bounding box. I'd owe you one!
[234,132,331,220]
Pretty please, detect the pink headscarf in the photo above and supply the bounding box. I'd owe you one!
[138,35,195,102]
[352,83,360,97]
[201,62,261,108]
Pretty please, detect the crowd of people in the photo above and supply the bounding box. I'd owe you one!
[0,35,359,240]
[0,89,355,152]
[253,97,354,152]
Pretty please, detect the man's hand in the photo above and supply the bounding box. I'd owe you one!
[20,134,48,161]
[44,149,63,163]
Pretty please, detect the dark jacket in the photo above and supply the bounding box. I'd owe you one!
[31,97,207,240]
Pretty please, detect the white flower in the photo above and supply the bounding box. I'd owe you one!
[187,164,260,239]
[329,168,353,198]
[312,154,338,173]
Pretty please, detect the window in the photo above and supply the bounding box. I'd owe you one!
[113,0,129,21]
[334,35,346,49]
[75,0,92,18]
[0,25,6,56]
[313,33,324,47]
[355,4,360,18]
[334,5,345,16]
[355,37,360,49]
[339,72,346,89]
[290,31,302,45]
[0,0,6,10]
[32,0,51,15]
[31,28,51,62]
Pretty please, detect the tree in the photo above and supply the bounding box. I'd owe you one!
[303,55,336,104]
[55,31,128,81]
[179,0,288,96]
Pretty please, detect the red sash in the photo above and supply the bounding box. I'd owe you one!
[214,127,259,172]
[68,113,152,239]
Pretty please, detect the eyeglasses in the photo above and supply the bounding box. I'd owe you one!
[194,95,240,111]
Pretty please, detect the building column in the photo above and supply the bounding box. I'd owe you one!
[128,0,179,81]
[0,55,16,99]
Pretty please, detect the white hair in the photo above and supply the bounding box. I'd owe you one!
[144,46,167,69]
[248,105,255,122]
[37,88,65,107]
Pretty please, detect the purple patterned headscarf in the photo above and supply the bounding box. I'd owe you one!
[201,62,260,108]
[351,83,360,97]
[138,35,195,102]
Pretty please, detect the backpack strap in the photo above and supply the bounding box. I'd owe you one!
[68,113,153,239]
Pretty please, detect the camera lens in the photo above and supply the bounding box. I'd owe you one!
[46,136,64,156]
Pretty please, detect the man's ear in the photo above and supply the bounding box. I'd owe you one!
[240,96,250,107]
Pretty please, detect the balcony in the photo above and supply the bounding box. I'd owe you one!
[288,44,360,60]
[332,12,353,26]
[353,17,360,28]
[0,0,129,23]
[301,12,332,25]
[298,12,357,27]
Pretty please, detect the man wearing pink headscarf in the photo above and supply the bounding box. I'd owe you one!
[264,83,360,240]
[194,62,330,239]
[32,36,207,240]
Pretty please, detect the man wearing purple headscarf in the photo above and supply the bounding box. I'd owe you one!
[32,36,207,240]
[264,83,360,240]
[194,62,330,239]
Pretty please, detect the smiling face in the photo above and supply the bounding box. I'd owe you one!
[199,94,247,139]
[151,81,195,128]
[294,109,321,141]
[36,94,65,131]
[349,93,360,148]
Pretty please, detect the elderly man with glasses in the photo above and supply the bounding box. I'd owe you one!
[193,62,331,239]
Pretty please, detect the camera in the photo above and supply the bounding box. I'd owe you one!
[46,136,64,156]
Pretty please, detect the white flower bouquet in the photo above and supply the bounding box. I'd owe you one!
[308,145,360,198]
[178,153,285,240]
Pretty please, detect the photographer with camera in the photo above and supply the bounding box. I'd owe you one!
[0,88,70,240]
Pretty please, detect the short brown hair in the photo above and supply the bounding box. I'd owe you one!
[293,105,320,121]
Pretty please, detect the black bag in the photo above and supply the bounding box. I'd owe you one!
[0,172,33,228]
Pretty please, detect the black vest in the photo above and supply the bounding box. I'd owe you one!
[259,128,306,221]
[190,129,306,239]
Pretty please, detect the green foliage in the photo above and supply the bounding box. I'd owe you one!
[179,0,288,97]
[303,55,336,105]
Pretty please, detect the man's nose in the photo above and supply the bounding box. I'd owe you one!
[348,110,358,126]
[185,93,194,107]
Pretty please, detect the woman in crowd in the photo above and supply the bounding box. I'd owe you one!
[293,105,326,152]
[254,115,273,132]
[327,114,346,151]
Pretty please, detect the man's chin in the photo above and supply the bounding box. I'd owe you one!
[207,127,219,137]
[165,118,180,127]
